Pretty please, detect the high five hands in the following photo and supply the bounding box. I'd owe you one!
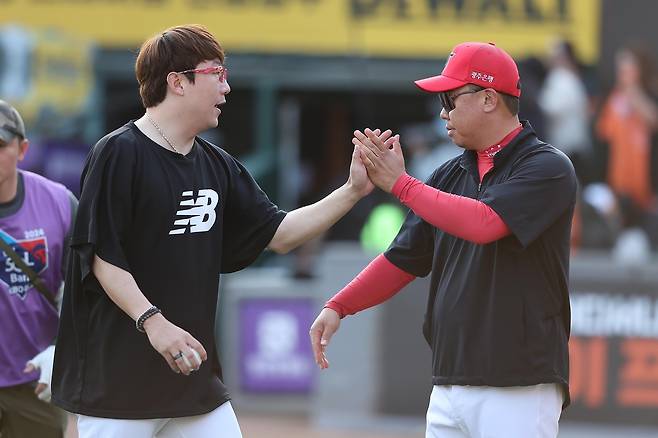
[353,128,406,193]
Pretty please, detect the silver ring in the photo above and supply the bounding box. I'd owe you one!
[172,351,184,361]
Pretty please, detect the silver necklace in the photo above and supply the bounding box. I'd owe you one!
[145,114,180,154]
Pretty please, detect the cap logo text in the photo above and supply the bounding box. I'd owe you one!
[471,71,494,83]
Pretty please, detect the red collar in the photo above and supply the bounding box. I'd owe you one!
[478,125,523,158]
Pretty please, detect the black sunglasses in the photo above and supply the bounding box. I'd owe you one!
[438,86,486,112]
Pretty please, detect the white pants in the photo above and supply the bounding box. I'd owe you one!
[77,401,242,438]
[426,384,563,438]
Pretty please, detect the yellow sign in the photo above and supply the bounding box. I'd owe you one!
[2,0,599,62]
[0,26,94,122]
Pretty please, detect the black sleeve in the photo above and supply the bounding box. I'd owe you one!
[479,148,577,248]
[61,191,79,279]
[384,209,435,278]
[220,157,286,273]
[70,137,136,279]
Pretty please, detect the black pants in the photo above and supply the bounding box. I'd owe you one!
[0,383,64,438]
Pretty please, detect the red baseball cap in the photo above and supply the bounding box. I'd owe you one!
[415,42,521,97]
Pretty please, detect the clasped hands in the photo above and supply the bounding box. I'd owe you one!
[353,128,406,193]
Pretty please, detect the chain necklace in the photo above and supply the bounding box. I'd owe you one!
[145,114,180,154]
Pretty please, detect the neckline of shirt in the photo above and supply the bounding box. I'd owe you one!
[0,172,25,218]
[130,120,198,160]
[478,124,524,159]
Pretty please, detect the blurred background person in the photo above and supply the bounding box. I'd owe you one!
[596,44,658,248]
[0,100,77,437]
[539,39,592,184]
[518,55,548,140]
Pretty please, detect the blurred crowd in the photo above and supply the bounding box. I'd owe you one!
[400,39,658,265]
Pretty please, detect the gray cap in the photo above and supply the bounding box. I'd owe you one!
[0,100,26,143]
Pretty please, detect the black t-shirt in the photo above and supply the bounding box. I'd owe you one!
[52,122,286,419]
[385,122,577,407]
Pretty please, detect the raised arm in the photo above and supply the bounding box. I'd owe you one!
[355,128,510,244]
[268,129,396,253]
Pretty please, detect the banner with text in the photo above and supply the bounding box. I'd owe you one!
[566,290,658,424]
[2,0,599,61]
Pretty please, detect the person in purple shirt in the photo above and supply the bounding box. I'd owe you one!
[0,100,78,437]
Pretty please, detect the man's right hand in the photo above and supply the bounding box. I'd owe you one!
[309,308,341,369]
[143,314,207,375]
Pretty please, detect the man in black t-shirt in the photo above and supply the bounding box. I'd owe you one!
[51,25,395,438]
[310,42,577,437]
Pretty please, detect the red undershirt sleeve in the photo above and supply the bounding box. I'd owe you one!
[391,173,511,244]
[325,254,416,318]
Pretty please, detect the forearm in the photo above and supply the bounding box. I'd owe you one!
[325,254,415,318]
[92,255,153,321]
[392,173,510,244]
[268,184,360,253]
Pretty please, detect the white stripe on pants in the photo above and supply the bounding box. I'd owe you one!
[77,401,242,438]
[425,384,563,438]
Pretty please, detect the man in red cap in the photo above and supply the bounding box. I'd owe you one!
[310,42,577,437]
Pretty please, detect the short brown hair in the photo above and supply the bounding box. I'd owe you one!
[135,25,225,108]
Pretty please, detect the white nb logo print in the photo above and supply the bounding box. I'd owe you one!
[169,189,219,235]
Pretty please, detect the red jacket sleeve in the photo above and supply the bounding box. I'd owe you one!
[392,173,510,244]
[325,254,415,318]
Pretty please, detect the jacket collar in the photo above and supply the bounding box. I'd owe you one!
[459,120,538,178]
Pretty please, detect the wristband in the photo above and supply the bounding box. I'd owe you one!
[136,306,161,333]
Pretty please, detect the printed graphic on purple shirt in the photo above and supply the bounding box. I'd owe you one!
[0,229,48,299]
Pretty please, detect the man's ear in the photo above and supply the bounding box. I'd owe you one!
[18,138,29,161]
[482,89,499,114]
[166,72,186,96]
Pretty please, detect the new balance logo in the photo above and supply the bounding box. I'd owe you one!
[169,189,219,235]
